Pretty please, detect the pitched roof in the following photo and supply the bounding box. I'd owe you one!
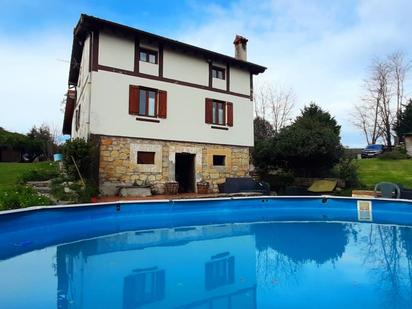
[68,14,266,85]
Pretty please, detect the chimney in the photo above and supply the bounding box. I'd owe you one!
[233,35,248,61]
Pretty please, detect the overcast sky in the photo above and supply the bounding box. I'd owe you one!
[0,0,411,147]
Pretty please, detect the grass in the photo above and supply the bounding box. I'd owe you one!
[0,162,58,191]
[357,158,412,189]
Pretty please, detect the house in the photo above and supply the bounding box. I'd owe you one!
[56,224,256,308]
[405,133,412,156]
[63,14,266,195]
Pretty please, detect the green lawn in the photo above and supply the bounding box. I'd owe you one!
[357,159,412,188]
[0,162,57,190]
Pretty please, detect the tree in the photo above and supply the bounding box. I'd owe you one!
[27,124,58,160]
[393,99,412,139]
[254,117,274,142]
[252,103,343,177]
[353,52,411,146]
[254,82,295,134]
[389,52,411,117]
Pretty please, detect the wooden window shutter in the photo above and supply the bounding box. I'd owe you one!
[226,102,233,126]
[129,85,139,114]
[205,98,213,124]
[158,90,167,118]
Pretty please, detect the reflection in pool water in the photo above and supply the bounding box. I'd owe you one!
[1,222,412,308]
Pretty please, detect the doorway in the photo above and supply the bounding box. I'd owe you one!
[175,153,195,193]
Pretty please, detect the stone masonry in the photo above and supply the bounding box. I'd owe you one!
[98,135,250,195]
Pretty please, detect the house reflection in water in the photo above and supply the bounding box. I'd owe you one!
[56,224,257,308]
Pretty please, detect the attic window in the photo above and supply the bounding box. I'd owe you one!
[137,151,155,164]
[139,48,157,64]
[213,155,225,166]
[212,66,225,80]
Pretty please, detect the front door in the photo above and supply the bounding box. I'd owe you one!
[175,153,195,193]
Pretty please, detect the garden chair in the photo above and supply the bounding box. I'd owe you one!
[374,182,401,199]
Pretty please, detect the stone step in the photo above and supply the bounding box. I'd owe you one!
[27,180,52,188]
[33,186,52,194]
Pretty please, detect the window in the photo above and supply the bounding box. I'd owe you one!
[213,155,225,166]
[139,88,157,117]
[205,99,233,127]
[137,151,155,164]
[123,269,165,308]
[205,252,235,290]
[212,66,225,80]
[213,101,226,125]
[129,86,167,119]
[75,105,81,131]
[139,48,157,64]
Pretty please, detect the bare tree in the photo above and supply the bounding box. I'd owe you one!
[372,59,393,146]
[254,82,296,134]
[388,52,411,117]
[354,52,411,146]
[351,103,381,145]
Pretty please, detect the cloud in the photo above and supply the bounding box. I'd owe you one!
[0,31,71,134]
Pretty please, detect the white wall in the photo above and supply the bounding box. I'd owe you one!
[98,31,134,71]
[72,35,91,139]
[90,70,254,146]
[163,48,209,86]
[230,66,250,96]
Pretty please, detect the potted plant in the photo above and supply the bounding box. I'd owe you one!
[165,181,179,195]
[196,179,209,194]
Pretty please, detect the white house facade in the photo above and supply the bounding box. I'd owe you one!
[63,15,266,194]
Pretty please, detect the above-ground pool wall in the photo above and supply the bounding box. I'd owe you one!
[1,196,412,261]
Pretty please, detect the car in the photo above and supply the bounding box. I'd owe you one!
[361,144,384,158]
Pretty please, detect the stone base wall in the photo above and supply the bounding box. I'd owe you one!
[98,135,250,195]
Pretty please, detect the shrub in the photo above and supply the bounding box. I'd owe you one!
[19,168,59,183]
[331,158,359,187]
[378,149,410,160]
[61,138,93,180]
[0,186,53,211]
[261,170,295,193]
[51,177,98,204]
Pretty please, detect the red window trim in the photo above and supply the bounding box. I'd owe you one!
[138,87,158,118]
[139,48,158,64]
[212,66,225,80]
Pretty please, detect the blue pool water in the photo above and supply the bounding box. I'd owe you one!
[1,197,412,308]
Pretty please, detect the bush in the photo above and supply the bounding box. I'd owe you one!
[51,177,98,204]
[0,186,53,210]
[378,149,410,160]
[261,170,295,194]
[61,138,93,180]
[18,168,59,183]
[331,158,359,187]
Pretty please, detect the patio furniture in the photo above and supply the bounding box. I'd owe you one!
[397,184,412,199]
[374,182,401,199]
[307,179,338,193]
[218,177,270,195]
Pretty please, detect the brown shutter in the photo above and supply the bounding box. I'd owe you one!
[226,102,233,126]
[158,90,167,118]
[205,98,213,124]
[129,85,139,114]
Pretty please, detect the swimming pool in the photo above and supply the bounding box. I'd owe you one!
[1,196,412,308]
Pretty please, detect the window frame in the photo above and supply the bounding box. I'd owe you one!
[212,100,226,126]
[138,87,158,118]
[139,48,158,64]
[212,66,225,80]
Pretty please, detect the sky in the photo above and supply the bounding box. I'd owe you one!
[0,0,411,147]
